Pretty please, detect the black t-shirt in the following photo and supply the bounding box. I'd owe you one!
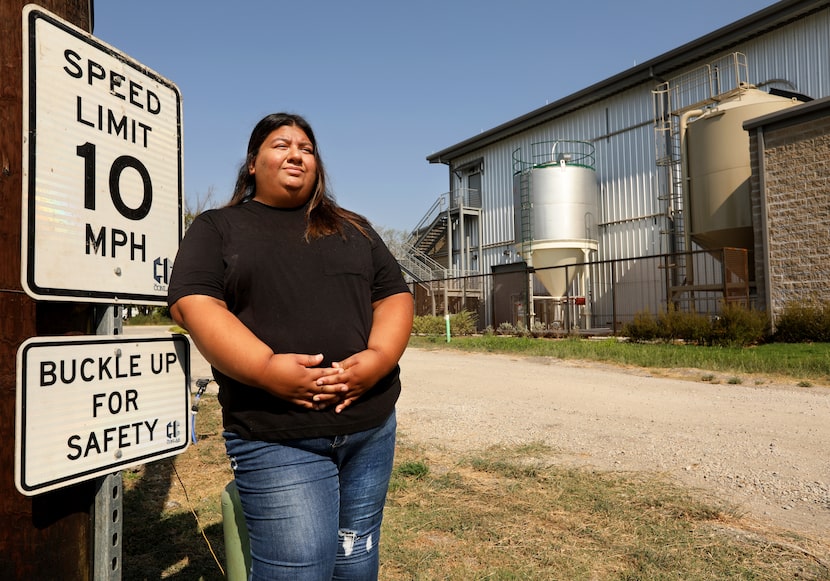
[167,200,410,440]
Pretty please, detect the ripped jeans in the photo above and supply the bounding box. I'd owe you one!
[223,411,396,581]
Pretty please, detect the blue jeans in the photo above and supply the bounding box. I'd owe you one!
[224,411,396,581]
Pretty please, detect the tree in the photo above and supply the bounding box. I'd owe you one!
[184,185,218,229]
[373,225,410,259]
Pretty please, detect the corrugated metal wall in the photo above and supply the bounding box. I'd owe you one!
[438,5,830,316]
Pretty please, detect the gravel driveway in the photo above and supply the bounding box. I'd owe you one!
[396,347,830,544]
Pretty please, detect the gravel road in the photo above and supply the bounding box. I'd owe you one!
[396,347,830,545]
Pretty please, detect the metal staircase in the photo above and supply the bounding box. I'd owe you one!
[399,188,483,286]
[398,193,450,283]
[413,215,448,255]
[409,195,448,254]
[396,243,446,282]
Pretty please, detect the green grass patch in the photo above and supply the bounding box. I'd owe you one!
[410,335,830,384]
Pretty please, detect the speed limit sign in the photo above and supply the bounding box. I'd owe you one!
[22,6,183,305]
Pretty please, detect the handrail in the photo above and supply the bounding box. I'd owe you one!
[397,255,433,282]
[402,243,445,274]
[410,193,448,239]
[409,188,482,242]
[395,243,448,283]
[512,140,596,173]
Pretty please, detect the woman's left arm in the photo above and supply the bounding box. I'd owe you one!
[322,291,413,412]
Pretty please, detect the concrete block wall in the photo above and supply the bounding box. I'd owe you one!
[747,100,830,323]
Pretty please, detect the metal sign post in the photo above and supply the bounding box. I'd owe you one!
[92,305,123,579]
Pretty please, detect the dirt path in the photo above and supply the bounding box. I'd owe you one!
[396,347,830,545]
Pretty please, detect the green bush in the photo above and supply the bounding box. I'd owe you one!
[622,303,768,347]
[412,311,478,336]
[411,314,445,335]
[711,303,769,347]
[658,306,712,344]
[623,311,660,342]
[497,322,517,335]
[451,310,478,335]
[774,300,830,342]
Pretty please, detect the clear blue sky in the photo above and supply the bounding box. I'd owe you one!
[93,1,778,232]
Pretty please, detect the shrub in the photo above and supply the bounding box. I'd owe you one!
[411,311,478,336]
[710,302,769,347]
[450,310,478,335]
[774,300,830,343]
[657,306,712,344]
[411,314,445,335]
[497,322,517,335]
[622,303,769,347]
[623,311,660,342]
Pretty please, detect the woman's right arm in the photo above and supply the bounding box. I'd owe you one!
[171,294,345,408]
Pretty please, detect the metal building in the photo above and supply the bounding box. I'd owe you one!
[404,0,830,333]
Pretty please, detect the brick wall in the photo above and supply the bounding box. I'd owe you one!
[748,105,830,323]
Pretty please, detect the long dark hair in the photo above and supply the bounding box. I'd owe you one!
[228,113,368,240]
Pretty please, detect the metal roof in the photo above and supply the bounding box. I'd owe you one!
[426,0,830,165]
[743,94,830,129]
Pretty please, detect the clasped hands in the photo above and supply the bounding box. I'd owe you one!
[264,350,386,413]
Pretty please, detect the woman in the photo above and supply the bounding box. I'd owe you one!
[167,113,413,580]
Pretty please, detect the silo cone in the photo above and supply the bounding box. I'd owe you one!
[221,480,251,580]
[531,242,594,298]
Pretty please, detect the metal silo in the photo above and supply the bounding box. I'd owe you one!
[682,87,800,253]
[513,141,599,324]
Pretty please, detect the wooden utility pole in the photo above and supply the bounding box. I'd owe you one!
[0,1,95,578]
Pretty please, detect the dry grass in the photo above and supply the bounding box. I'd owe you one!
[382,442,830,580]
[122,392,230,580]
[122,394,830,580]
